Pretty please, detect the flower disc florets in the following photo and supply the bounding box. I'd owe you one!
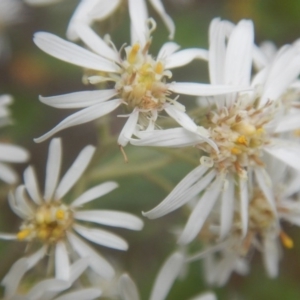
[17,202,73,244]
[248,191,275,233]
[114,41,172,111]
[198,97,276,176]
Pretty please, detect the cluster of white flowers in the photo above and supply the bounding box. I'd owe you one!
[1,0,300,299]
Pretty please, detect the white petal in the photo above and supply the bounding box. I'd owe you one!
[148,0,175,39]
[55,241,70,280]
[55,145,95,199]
[2,258,28,298]
[254,168,276,212]
[263,233,280,278]
[164,105,197,131]
[33,32,119,73]
[251,67,268,88]
[168,82,250,96]
[128,0,148,46]
[25,0,61,5]
[212,254,237,286]
[253,44,269,70]
[34,99,122,143]
[74,210,144,230]
[165,48,208,69]
[118,109,139,147]
[69,258,89,285]
[26,246,47,270]
[178,176,222,244]
[189,292,217,300]
[157,42,180,59]
[39,90,117,109]
[283,170,300,198]
[0,94,13,105]
[28,279,69,300]
[144,167,216,219]
[239,178,248,238]
[73,24,119,61]
[89,0,121,20]
[131,127,205,148]
[164,106,218,151]
[15,185,34,217]
[280,214,300,226]
[0,162,18,184]
[208,18,226,85]
[0,144,29,162]
[0,233,17,240]
[260,47,300,106]
[264,139,300,171]
[71,182,118,207]
[275,112,300,133]
[73,224,128,250]
[220,175,234,239]
[8,191,27,219]
[54,288,102,300]
[66,0,106,40]
[67,232,115,279]
[224,19,254,86]
[44,138,62,201]
[149,252,184,300]
[23,166,43,205]
[118,274,140,300]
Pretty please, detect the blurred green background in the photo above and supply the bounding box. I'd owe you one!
[1,0,300,299]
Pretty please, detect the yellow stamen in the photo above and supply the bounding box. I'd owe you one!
[237,135,248,146]
[36,211,45,224]
[17,229,31,240]
[293,129,300,137]
[155,62,164,74]
[231,147,241,155]
[56,209,65,220]
[233,122,256,135]
[280,231,294,249]
[256,128,264,135]
[37,228,49,240]
[52,227,63,239]
[128,44,140,63]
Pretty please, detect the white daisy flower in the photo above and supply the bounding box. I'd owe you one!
[118,252,216,300]
[2,257,102,300]
[186,161,300,285]
[25,0,175,41]
[0,138,144,280]
[130,18,300,244]
[33,22,243,148]
[0,94,29,184]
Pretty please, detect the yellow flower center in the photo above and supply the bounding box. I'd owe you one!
[197,100,275,176]
[114,42,172,111]
[17,203,73,244]
[249,191,275,232]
